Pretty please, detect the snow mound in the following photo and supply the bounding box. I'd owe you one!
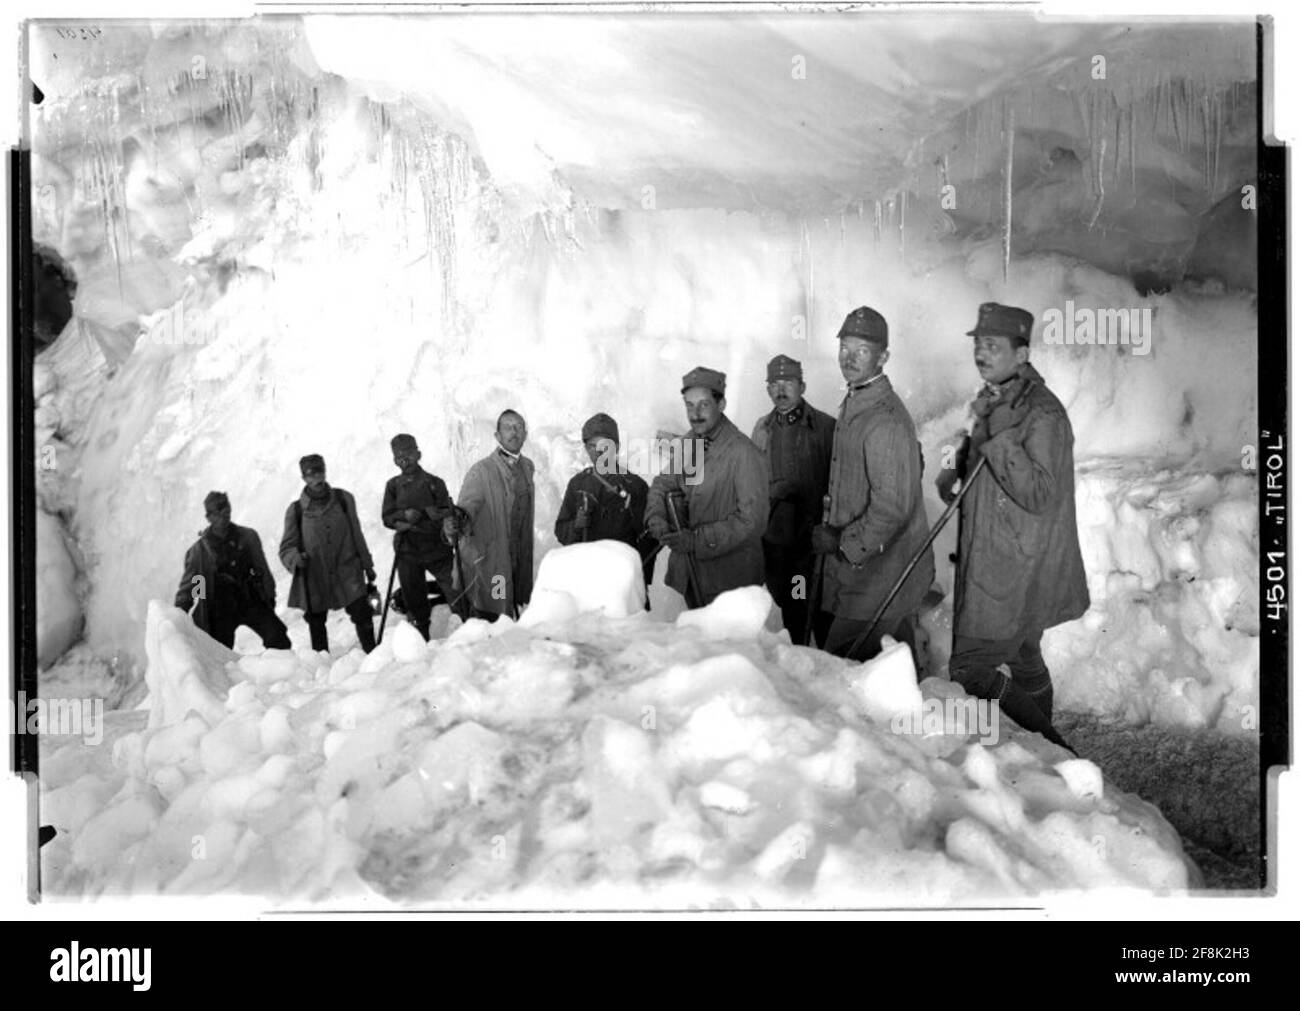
[40,600,1198,904]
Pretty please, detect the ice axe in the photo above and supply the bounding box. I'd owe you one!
[666,489,704,609]
[844,454,988,659]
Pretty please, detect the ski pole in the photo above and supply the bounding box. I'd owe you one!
[377,533,402,645]
[844,454,988,659]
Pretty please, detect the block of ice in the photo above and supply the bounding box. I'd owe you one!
[698,780,754,814]
[237,651,302,685]
[143,602,236,729]
[1054,759,1105,801]
[844,637,923,725]
[415,721,509,811]
[530,541,646,618]
[675,586,776,640]
[582,715,673,843]
[518,587,580,628]
[390,623,428,664]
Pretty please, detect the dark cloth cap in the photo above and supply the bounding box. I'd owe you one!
[681,366,726,396]
[390,433,419,453]
[581,413,620,444]
[836,306,888,346]
[967,302,1034,344]
[299,453,325,476]
[766,355,803,381]
[204,491,230,512]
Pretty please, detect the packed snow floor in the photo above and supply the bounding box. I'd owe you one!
[39,544,1200,906]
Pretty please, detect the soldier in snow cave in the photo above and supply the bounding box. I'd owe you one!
[382,433,469,639]
[278,454,378,654]
[174,491,291,650]
[936,302,1090,752]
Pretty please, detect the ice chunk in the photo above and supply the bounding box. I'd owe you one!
[519,588,580,628]
[698,781,754,814]
[1054,759,1105,801]
[198,717,262,778]
[844,637,923,725]
[370,772,432,834]
[529,541,646,618]
[675,586,776,640]
[71,793,162,875]
[259,705,294,754]
[582,715,673,843]
[415,721,509,811]
[752,821,816,882]
[389,623,428,664]
[36,509,82,669]
[237,651,302,685]
[143,601,235,729]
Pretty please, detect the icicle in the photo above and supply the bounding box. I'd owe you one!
[899,189,906,261]
[1087,136,1106,230]
[1213,91,1223,193]
[873,199,882,243]
[1170,78,1185,152]
[1201,89,1213,192]
[1111,98,1122,184]
[1129,101,1137,193]
[1002,103,1014,283]
[1074,90,1091,147]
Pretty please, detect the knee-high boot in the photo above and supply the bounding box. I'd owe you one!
[996,675,1075,755]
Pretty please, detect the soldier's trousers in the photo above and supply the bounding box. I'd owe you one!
[763,542,815,641]
[209,602,291,650]
[949,628,1054,720]
[306,594,375,654]
[818,611,918,666]
[397,553,464,639]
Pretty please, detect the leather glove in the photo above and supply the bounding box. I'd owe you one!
[365,567,377,583]
[811,524,842,555]
[647,516,670,540]
[661,529,696,554]
[442,515,461,540]
[404,508,422,523]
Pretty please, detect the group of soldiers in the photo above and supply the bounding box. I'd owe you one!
[174,300,1088,748]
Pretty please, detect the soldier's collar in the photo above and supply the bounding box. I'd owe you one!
[774,401,805,425]
[847,372,886,395]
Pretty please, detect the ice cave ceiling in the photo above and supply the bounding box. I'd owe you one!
[29,13,1259,347]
